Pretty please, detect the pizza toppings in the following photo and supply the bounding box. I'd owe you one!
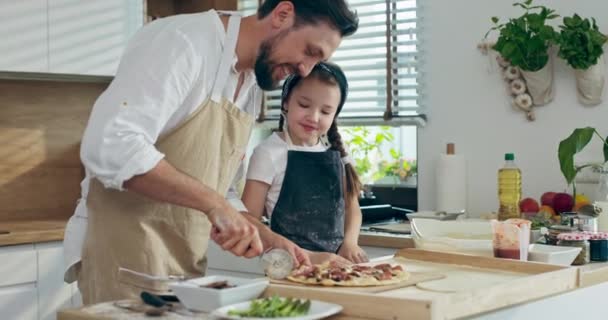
[287,262,409,287]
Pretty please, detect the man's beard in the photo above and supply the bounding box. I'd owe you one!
[254,39,279,90]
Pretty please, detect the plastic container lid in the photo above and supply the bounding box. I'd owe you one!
[557,232,591,241]
[505,153,514,161]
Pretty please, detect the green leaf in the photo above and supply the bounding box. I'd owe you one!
[604,135,608,163]
[389,148,399,159]
[558,127,595,184]
[491,16,499,24]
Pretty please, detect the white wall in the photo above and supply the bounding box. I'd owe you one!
[418,0,608,216]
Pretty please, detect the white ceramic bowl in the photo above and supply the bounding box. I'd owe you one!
[528,244,582,266]
[169,275,269,312]
[410,219,493,256]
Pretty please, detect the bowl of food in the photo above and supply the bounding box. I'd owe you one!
[169,275,269,312]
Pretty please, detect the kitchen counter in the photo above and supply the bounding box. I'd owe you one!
[358,230,414,249]
[578,260,608,287]
[57,249,608,320]
[0,219,66,246]
[0,217,411,249]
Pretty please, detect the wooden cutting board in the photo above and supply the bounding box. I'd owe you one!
[270,271,444,293]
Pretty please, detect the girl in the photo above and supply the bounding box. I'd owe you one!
[242,62,368,265]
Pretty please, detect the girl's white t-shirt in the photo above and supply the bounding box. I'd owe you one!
[246,132,329,217]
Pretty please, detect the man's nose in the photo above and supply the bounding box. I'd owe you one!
[298,61,316,77]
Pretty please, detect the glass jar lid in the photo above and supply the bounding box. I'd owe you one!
[557,232,591,241]
[583,231,608,240]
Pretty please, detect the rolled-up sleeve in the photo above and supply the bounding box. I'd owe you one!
[80,27,201,190]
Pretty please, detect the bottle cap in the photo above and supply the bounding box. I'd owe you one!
[446,143,455,155]
[505,153,514,161]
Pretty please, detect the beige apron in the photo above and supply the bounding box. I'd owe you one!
[77,14,254,304]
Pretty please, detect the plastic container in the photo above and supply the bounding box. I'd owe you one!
[557,232,590,265]
[498,153,521,221]
[528,244,582,266]
[410,219,493,256]
[491,219,531,261]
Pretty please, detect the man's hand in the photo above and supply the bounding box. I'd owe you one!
[208,206,263,258]
[337,242,369,264]
[269,234,311,268]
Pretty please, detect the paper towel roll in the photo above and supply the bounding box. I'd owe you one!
[435,153,467,213]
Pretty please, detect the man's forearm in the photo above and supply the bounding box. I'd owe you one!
[242,214,276,249]
[123,159,227,213]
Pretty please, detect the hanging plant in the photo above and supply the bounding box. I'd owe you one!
[485,0,559,106]
[485,0,559,71]
[558,14,607,70]
[558,14,608,105]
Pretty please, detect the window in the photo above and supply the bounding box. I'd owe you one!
[237,0,425,126]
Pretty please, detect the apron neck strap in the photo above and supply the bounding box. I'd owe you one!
[211,13,241,102]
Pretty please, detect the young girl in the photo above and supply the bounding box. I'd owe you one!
[242,62,368,265]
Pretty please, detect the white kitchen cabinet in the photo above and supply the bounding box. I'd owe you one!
[48,0,143,76]
[0,244,38,320]
[0,285,38,320]
[0,0,143,75]
[206,242,266,278]
[0,0,48,72]
[0,242,77,320]
[36,242,75,320]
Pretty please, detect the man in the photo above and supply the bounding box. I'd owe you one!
[63,0,358,304]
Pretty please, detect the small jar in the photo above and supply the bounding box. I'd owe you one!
[557,232,590,265]
[585,231,608,262]
[546,225,577,245]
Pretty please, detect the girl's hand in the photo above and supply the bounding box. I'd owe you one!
[337,242,369,264]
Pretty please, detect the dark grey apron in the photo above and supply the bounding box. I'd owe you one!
[270,147,345,252]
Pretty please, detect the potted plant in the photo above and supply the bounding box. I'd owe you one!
[558,127,608,196]
[485,0,559,105]
[374,152,417,186]
[343,126,395,185]
[558,14,608,106]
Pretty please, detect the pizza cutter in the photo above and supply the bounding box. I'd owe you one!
[260,248,294,280]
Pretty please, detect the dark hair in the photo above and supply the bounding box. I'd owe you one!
[278,62,362,201]
[258,0,359,37]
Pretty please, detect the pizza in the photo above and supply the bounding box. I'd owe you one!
[286,262,410,287]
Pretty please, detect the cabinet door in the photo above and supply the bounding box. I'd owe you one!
[0,0,48,72]
[0,244,37,287]
[0,285,38,320]
[36,242,74,320]
[206,242,265,275]
[48,0,143,76]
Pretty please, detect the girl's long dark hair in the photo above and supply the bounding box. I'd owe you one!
[279,62,362,201]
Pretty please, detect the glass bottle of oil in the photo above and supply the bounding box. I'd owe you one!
[498,153,521,220]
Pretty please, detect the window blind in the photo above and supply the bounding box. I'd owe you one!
[237,0,425,126]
